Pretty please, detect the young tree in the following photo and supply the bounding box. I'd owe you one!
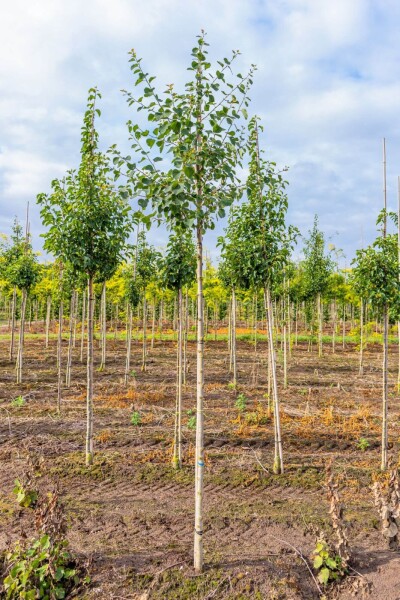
[219,117,297,475]
[2,221,40,382]
[38,88,133,466]
[302,216,333,357]
[120,32,254,571]
[135,232,161,372]
[352,220,400,471]
[161,228,196,469]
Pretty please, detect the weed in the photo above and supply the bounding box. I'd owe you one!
[235,393,247,413]
[11,395,25,407]
[357,437,370,452]
[13,479,38,509]
[187,409,196,430]
[131,411,142,426]
[312,539,344,585]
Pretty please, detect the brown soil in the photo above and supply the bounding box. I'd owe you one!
[1,334,400,598]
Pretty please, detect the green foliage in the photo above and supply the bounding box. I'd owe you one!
[235,393,247,413]
[352,233,400,315]
[134,231,162,291]
[125,276,140,309]
[312,539,343,586]
[121,32,254,233]
[219,117,297,291]
[130,411,142,426]
[161,229,196,292]
[11,395,25,407]
[3,534,80,599]
[357,437,370,452]
[186,409,196,430]
[302,215,333,299]
[38,88,134,282]
[13,479,38,508]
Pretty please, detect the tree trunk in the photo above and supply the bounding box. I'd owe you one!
[16,289,27,384]
[99,282,106,371]
[124,305,133,386]
[66,291,76,387]
[9,287,16,362]
[265,287,283,474]
[80,289,86,363]
[381,304,389,471]
[173,288,183,469]
[317,292,323,357]
[141,294,147,371]
[45,295,51,349]
[194,223,205,573]
[57,300,64,413]
[359,299,364,376]
[151,300,156,349]
[232,287,237,386]
[86,276,94,466]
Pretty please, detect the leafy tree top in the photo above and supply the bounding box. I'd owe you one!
[38,88,134,282]
[219,117,298,290]
[114,32,255,233]
[161,229,196,292]
[302,215,333,299]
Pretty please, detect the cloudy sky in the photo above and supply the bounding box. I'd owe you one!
[1,0,399,267]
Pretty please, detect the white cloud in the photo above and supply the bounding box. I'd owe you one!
[0,0,399,263]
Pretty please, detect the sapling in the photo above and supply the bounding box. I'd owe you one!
[38,88,133,465]
[122,31,254,571]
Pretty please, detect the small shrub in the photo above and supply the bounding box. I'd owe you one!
[2,482,89,599]
[357,437,370,452]
[187,409,196,430]
[11,395,25,407]
[130,411,142,426]
[312,539,344,585]
[235,393,247,413]
[13,479,38,508]
[3,534,82,599]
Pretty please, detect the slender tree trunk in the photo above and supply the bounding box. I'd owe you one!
[342,305,346,349]
[100,282,106,371]
[66,291,76,387]
[173,288,183,469]
[9,287,16,362]
[183,290,189,385]
[86,276,94,466]
[317,292,323,357]
[359,299,364,376]
[124,305,133,386]
[80,289,86,363]
[151,300,156,349]
[141,294,147,371]
[45,295,51,349]
[57,300,64,413]
[331,299,336,354]
[158,298,163,341]
[16,289,27,384]
[381,304,389,470]
[232,287,237,386]
[114,302,119,342]
[265,287,283,474]
[194,222,205,573]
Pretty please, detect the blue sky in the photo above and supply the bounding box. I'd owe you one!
[1,0,400,268]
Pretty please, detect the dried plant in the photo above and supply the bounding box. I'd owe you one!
[325,461,350,568]
[372,459,400,549]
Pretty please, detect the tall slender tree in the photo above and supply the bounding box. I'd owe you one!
[38,87,133,465]
[120,32,254,572]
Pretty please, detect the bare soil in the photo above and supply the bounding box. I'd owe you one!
[1,332,400,599]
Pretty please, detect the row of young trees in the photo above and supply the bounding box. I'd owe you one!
[2,34,400,572]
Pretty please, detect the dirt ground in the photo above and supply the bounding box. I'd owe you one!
[1,331,400,599]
